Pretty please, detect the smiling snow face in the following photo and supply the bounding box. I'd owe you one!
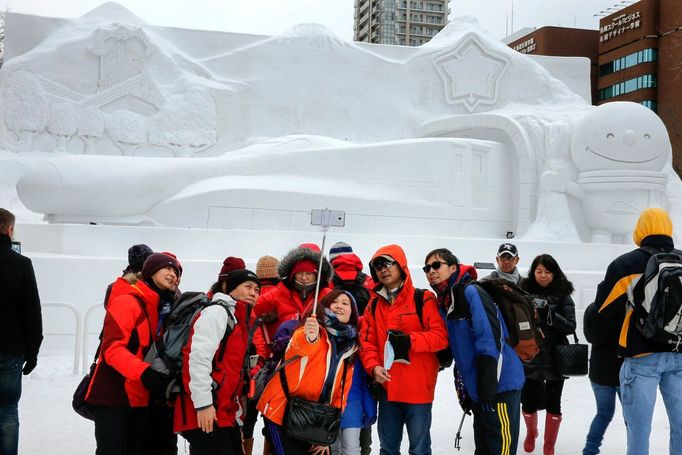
[570,101,670,172]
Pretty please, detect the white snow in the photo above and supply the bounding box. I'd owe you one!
[19,353,670,454]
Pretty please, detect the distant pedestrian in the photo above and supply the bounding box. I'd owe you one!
[481,243,522,284]
[0,208,43,455]
[520,254,576,455]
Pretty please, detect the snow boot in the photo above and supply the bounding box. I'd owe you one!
[523,412,539,452]
[543,413,562,455]
[243,438,254,455]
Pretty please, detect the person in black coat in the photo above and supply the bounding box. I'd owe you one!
[0,208,43,455]
[520,254,576,455]
[582,302,623,455]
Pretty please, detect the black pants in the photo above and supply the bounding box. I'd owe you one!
[472,389,521,455]
[360,427,372,455]
[183,426,244,455]
[148,402,178,455]
[91,405,149,455]
[242,398,259,440]
[521,378,565,415]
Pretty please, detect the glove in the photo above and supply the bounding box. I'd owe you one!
[387,330,411,365]
[22,357,37,376]
[141,367,169,402]
[453,367,472,414]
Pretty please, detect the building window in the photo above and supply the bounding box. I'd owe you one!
[599,48,658,76]
[598,74,657,101]
[640,100,657,112]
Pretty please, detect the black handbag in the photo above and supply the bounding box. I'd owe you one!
[280,356,349,446]
[72,338,102,420]
[553,332,588,377]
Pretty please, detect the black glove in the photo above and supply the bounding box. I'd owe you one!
[141,367,169,402]
[388,330,411,365]
[22,357,37,376]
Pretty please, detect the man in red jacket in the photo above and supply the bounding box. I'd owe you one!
[359,244,449,455]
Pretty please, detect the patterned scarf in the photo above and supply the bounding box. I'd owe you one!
[320,308,357,342]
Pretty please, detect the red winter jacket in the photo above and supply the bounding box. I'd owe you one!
[174,294,251,432]
[86,277,160,407]
[359,244,449,404]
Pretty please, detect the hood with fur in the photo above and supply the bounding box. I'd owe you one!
[278,246,331,288]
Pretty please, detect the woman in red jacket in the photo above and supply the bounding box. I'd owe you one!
[258,290,359,455]
[86,253,182,455]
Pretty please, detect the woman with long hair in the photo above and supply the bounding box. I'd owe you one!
[257,290,359,455]
[520,254,576,455]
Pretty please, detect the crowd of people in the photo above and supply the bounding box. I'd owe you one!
[1,206,681,455]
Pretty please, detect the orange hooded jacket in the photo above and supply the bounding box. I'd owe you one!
[359,244,449,404]
[256,325,356,425]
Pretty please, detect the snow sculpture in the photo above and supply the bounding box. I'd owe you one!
[2,71,49,152]
[4,4,681,243]
[542,102,670,243]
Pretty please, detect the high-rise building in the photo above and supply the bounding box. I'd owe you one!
[353,0,450,46]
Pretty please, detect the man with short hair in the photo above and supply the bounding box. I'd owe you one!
[0,208,43,455]
[425,247,524,455]
[482,243,521,284]
[359,244,448,455]
[596,207,682,455]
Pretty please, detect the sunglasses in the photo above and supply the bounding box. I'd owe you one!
[373,260,396,271]
[422,261,449,273]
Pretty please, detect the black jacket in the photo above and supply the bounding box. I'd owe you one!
[0,234,43,361]
[583,302,622,386]
[596,234,676,357]
[521,279,576,381]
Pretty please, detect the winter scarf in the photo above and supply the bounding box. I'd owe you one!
[494,267,521,284]
[318,308,357,403]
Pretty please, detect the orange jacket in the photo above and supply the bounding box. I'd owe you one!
[257,326,356,425]
[86,277,160,407]
[359,244,449,404]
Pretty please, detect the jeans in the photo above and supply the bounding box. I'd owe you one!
[0,354,23,455]
[377,399,432,455]
[620,352,682,455]
[582,382,621,455]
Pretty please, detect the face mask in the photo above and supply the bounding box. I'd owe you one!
[384,339,395,370]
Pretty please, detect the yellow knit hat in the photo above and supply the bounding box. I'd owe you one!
[632,207,673,246]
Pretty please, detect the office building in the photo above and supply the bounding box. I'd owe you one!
[353,0,450,46]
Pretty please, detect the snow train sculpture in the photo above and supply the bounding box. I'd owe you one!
[2,3,679,243]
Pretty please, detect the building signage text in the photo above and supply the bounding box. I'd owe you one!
[600,11,641,42]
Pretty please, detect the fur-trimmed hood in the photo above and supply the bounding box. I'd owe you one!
[278,246,332,288]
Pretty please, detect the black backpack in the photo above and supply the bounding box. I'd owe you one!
[476,278,542,362]
[333,272,371,315]
[144,291,236,400]
[371,288,453,370]
[632,247,682,350]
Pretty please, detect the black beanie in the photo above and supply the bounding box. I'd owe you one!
[125,244,153,274]
[141,253,182,280]
[224,269,261,295]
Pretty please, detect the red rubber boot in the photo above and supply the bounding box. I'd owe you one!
[523,412,538,452]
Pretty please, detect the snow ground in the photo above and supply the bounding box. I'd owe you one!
[19,353,670,454]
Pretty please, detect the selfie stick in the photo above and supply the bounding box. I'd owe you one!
[310,208,344,314]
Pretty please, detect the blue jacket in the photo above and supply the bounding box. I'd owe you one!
[444,272,525,403]
[340,357,377,429]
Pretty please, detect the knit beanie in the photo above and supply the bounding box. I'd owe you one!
[299,243,321,253]
[256,255,280,280]
[224,269,261,294]
[291,259,318,277]
[633,207,673,246]
[218,257,246,283]
[125,244,153,274]
[141,252,182,280]
[328,242,353,262]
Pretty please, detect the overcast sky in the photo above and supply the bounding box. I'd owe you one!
[1,0,632,40]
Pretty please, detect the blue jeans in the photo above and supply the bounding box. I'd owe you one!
[0,354,23,455]
[582,382,621,455]
[620,352,682,455]
[377,399,432,455]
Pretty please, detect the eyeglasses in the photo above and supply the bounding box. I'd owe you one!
[373,260,396,271]
[422,261,448,273]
